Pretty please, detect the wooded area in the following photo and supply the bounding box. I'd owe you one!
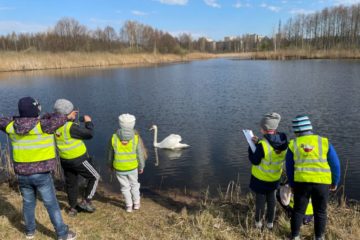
[0,4,359,53]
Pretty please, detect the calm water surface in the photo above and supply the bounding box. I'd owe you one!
[0,59,359,199]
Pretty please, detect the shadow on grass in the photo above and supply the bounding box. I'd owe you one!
[0,193,55,239]
[141,187,201,214]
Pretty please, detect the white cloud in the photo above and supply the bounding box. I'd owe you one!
[234,1,251,8]
[131,10,149,16]
[289,8,315,15]
[260,3,281,12]
[204,0,221,8]
[157,0,188,5]
[333,0,360,5]
[0,21,47,34]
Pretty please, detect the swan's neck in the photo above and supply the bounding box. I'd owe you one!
[153,127,158,146]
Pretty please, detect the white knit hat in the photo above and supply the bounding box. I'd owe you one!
[118,113,136,129]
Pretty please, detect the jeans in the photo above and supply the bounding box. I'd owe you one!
[291,182,329,238]
[254,190,276,223]
[116,171,140,207]
[17,172,68,238]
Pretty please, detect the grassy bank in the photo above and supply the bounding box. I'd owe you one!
[0,183,358,240]
[1,49,359,73]
[0,52,219,72]
[234,49,360,60]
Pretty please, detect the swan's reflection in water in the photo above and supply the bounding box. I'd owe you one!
[154,147,183,166]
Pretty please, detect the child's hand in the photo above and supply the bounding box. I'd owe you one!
[138,169,144,174]
[251,136,259,144]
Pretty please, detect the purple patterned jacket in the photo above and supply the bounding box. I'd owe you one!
[0,113,67,175]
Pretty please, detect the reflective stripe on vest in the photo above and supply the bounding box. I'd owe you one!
[112,134,139,171]
[289,196,314,216]
[251,139,286,182]
[289,135,331,184]
[6,121,56,163]
[55,122,87,159]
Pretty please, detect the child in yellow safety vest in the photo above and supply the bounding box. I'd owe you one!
[108,113,146,213]
[248,113,288,229]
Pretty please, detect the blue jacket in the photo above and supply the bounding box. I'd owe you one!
[286,132,341,187]
[248,132,288,194]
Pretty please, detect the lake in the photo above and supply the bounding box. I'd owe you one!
[0,59,359,199]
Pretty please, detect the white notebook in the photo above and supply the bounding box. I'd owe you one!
[242,129,256,153]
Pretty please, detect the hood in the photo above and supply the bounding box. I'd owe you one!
[116,128,135,141]
[263,132,288,151]
[13,117,39,135]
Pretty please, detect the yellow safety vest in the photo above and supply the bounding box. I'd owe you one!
[6,121,56,163]
[55,122,87,160]
[251,139,286,182]
[289,196,314,216]
[288,135,331,184]
[112,134,139,171]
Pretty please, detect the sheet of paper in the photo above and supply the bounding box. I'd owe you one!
[242,129,256,153]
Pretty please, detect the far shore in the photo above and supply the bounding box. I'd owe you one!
[0,49,359,73]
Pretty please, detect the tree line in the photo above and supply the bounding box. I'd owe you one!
[278,3,360,50]
[0,3,359,53]
[0,18,197,54]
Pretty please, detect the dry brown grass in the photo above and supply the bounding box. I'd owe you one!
[0,180,359,240]
[231,49,360,60]
[1,50,358,73]
[0,52,217,72]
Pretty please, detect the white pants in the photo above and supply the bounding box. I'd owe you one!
[116,171,140,207]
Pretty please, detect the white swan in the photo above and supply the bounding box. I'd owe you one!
[150,125,189,149]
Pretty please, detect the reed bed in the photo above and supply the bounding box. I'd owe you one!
[0,52,217,72]
[241,49,360,60]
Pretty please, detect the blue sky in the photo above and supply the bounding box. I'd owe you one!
[0,0,359,40]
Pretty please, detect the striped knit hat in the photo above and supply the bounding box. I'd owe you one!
[292,115,313,133]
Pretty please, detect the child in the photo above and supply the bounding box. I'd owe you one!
[53,98,100,217]
[108,114,146,212]
[248,112,288,229]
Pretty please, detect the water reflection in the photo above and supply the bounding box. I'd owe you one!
[154,147,184,166]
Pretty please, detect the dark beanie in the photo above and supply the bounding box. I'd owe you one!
[18,97,41,117]
[292,115,313,133]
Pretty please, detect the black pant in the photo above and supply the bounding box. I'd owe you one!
[255,190,276,223]
[291,182,329,238]
[61,159,100,209]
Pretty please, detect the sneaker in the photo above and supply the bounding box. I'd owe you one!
[68,208,78,217]
[25,232,35,239]
[255,220,263,229]
[126,206,133,213]
[266,222,274,229]
[58,230,77,240]
[289,236,301,240]
[314,236,324,240]
[133,203,140,210]
[78,201,95,213]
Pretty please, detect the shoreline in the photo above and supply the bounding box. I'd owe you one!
[0,181,359,239]
[0,50,359,73]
